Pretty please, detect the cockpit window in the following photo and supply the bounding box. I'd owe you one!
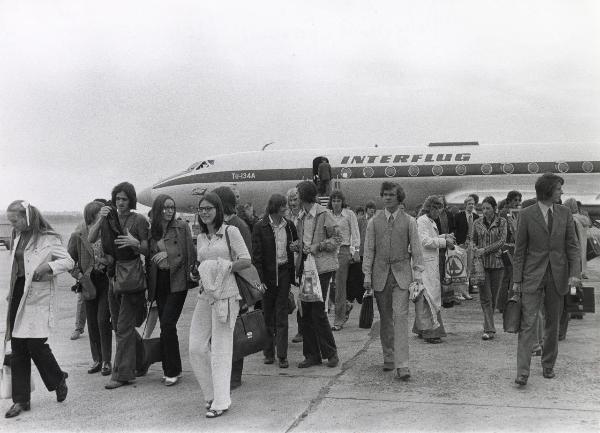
[195,160,215,170]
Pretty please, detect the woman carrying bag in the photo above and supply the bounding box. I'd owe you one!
[188,192,251,418]
[4,201,74,418]
[147,194,196,386]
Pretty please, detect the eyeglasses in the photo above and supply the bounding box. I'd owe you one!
[163,206,176,212]
[197,206,216,213]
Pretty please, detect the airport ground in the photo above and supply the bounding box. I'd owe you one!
[0,248,598,433]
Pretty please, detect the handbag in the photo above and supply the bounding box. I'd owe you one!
[470,256,486,287]
[113,257,146,295]
[346,260,365,304]
[224,227,265,307]
[142,302,162,366]
[79,268,97,301]
[288,291,296,314]
[565,286,595,313]
[358,293,374,329]
[232,310,268,361]
[503,294,521,333]
[414,292,437,331]
[586,226,600,261]
[501,250,513,267]
[298,254,323,303]
[1,343,34,399]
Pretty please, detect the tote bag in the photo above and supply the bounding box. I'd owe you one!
[298,254,323,303]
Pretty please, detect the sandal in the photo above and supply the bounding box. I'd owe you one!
[331,325,343,331]
[206,409,227,418]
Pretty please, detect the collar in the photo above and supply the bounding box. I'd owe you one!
[331,208,349,218]
[214,225,227,237]
[301,203,318,219]
[268,215,287,229]
[384,207,401,221]
[538,201,553,215]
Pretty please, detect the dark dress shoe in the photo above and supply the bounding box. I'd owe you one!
[425,338,442,344]
[230,381,241,390]
[278,358,289,369]
[326,354,339,368]
[5,402,30,418]
[395,368,411,381]
[88,361,102,374]
[56,374,68,402]
[136,363,149,377]
[543,368,556,379]
[297,358,321,368]
[101,362,112,376]
[383,363,395,371]
[263,357,275,365]
[291,333,303,343]
[514,375,528,386]
[105,380,129,389]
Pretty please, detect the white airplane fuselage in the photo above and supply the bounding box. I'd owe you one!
[138,143,600,217]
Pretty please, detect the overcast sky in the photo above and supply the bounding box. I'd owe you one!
[1,0,598,211]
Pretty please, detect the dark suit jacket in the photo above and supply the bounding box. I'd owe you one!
[512,203,580,295]
[251,217,298,288]
[454,211,479,245]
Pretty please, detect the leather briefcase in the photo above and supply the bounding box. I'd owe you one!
[232,310,267,361]
[503,296,521,333]
[565,286,595,313]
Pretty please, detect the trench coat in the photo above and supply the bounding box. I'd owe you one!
[6,233,74,340]
[416,214,447,309]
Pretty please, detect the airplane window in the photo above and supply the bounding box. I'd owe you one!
[432,165,443,176]
[341,167,353,178]
[582,161,593,173]
[408,165,419,177]
[455,165,467,176]
[557,162,569,173]
[385,166,396,177]
[481,164,493,175]
[363,167,374,178]
[502,163,514,174]
[528,162,539,174]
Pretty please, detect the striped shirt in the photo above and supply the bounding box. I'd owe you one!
[472,215,507,269]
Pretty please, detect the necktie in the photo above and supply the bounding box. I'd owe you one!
[388,213,394,227]
[547,208,553,233]
[467,213,473,240]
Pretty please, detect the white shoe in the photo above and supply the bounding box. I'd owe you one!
[164,376,180,386]
[456,295,466,301]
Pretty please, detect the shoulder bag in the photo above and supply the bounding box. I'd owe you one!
[225,226,265,307]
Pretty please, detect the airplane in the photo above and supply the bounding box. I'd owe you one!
[138,142,600,219]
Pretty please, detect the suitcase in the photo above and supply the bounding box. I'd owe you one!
[565,286,595,313]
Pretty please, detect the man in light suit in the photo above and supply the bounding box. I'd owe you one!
[363,182,424,380]
[512,173,580,386]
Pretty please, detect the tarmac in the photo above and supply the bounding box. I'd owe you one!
[0,250,598,433]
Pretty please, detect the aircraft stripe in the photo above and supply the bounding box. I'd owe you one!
[154,160,599,189]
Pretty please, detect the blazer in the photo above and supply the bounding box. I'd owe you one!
[252,217,298,288]
[512,204,580,295]
[362,210,424,292]
[147,220,197,301]
[454,211,479,245]
[7,233,74,339]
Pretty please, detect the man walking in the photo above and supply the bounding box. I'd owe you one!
[363,182,424,380]
[512,173,580,386]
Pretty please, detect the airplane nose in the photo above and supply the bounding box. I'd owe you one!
[138,187,154,207]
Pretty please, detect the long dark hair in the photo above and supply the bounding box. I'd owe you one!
[150,194,176,241]
[7,200,60,247]
[198,193,224,234]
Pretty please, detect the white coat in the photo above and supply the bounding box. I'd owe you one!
[416,215,446,309]
[7,233,74,339]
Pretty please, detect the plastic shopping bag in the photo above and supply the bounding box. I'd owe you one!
[299,254,323,303]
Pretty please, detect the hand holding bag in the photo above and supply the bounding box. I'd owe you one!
[224,227,265,307]
[232,309,268,361]
[358,293,374,329]
[503,291,522,333]
[298,254,323,303]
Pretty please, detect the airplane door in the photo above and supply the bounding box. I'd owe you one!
[312,156,325,183]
